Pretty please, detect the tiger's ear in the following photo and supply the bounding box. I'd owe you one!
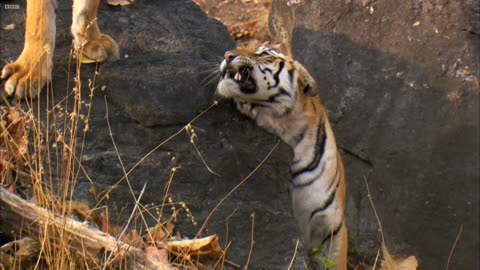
[294,61,318,97]
[302,83,316,96]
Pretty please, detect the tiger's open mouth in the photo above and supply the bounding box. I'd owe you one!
[221,65,257,94]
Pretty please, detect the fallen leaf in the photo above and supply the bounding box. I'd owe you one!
[80,55,98,64]
[146,224,166,243]
[100,212,110,233]
[3,24,15,30]
[122,230,146,249]
[381,243,418,270]
[145,218,175,244]
[162,235,222,257]
[165,219,175,236]
[145,247,170,268]
[0,106,28,177]
[0,238,38,258]
[107,0,134,6]
[70,200,91,216]
[69,200,104,228]
[108,224,124,238]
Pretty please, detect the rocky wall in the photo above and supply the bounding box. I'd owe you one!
[0,0,478,269]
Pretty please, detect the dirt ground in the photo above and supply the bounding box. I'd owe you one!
[193,0,272,42]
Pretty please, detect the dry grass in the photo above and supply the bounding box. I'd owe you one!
[1,28,289,267]
[0,41,228,269]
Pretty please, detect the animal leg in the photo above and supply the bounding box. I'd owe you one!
[71,0,119,62]
[1,0,56,98]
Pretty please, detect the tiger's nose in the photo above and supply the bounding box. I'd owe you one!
[224,51,237,63]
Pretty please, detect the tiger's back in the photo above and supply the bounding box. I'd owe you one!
[216,46,347,269]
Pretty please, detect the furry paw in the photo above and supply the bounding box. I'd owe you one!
[79,33,119,63]
[235,100,258,119]
[1,47,52,99]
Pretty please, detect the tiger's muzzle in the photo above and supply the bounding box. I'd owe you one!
[220,53,257,94]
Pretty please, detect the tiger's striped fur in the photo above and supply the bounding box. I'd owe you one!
[216,46,347,270]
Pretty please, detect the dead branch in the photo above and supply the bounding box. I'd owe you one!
[0,185,173,270]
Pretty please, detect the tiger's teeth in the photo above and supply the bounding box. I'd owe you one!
[234,72,242,81]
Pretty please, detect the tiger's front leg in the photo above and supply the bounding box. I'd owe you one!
[71,0,119,63]
[308,221,348,270]
[1,0,56,98]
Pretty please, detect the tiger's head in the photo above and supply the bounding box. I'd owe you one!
[217,46,318,117]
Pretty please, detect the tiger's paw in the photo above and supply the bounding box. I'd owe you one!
[1,48,52,99]
[235,100,258,119]
[79,33,119,63]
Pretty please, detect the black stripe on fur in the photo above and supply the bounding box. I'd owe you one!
[310,188,336,219]
[291,122,326,179]
[320,220,343,247]
[268,61,285,90]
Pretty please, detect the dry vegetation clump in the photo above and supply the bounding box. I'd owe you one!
[0,43,227,269]
[0,105,29,193]
[363,178,418,270]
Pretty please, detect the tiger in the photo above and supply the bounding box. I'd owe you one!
[216,45,347,270]
[1,0,119,99]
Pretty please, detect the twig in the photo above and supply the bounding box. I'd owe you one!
[446,224,463,270]
[103,95,151,268]
[157,166,178,224]
[224,259,241,269]
[372,248,381,270]
[244,212,255,270]
[196,139,280,237]
[224,207,240,248]
[287,239,300,270]
[0,186,171,270]
[324,208,341,268]
[103,95,156,239]
[104,94,134,196]
[186,123,220,176]
[364,177,385,245]
[97,101,218,203]
[211,242,232,270]
[102,183,147,270]
[176,140,279,268]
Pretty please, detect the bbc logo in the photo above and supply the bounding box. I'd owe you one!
[4,4,20,10]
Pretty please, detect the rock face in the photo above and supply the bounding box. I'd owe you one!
[290,1,479,269]
[0,0,478,269]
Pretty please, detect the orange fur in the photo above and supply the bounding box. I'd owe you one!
[1,0,119,99]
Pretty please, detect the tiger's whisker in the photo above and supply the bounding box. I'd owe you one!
[200,70,221,86]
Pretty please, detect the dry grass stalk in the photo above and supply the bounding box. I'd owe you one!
[0,185,173,270]
[364,177,418,270]
[1,185,226,269]
[0,105,29,189]
[1,32,225,268]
